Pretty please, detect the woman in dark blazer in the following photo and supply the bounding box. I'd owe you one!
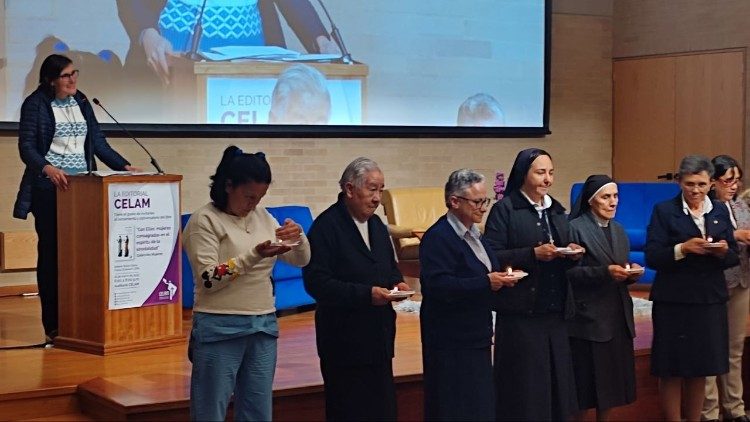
[646,155,739,421]
[484,148,584,421]
[303,157,410,421]
[567,175,640,420]
[419,169,514,421]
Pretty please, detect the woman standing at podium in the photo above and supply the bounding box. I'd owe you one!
[12,54,138,345]
[183,146,311,421]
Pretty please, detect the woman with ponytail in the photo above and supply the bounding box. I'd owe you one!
[182,145,311,421]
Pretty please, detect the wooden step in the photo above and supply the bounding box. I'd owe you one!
[0,387,79,420]
[23,411,94,421]
[77,375,191,421]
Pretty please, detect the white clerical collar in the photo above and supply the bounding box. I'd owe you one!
[520,190,552,212]
[681,195,713,216]
[590,211,610,227]
[446,211,481,239]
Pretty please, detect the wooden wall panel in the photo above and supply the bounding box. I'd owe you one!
[613,57,675,181]
[614,50,745,181]
[675,51,744,161]
[0,231,37,270]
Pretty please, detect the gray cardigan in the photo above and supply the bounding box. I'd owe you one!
[566,212,635,342]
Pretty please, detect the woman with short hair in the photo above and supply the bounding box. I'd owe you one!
[646,155,738,421]
[420,168,513,421]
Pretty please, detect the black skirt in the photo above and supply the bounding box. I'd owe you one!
[570,327,636,411]
[494,313,579,421]
[650,302,728,377]
[320,359,397,421]
[423,347,494,421]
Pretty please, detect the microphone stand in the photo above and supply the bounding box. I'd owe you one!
[316,0,352,64]
[93,99,165,174]
[87,112,94,175]
[188,0,209,61]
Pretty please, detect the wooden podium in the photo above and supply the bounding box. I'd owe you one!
[55,174,184,355]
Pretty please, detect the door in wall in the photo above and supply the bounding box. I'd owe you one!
[613,50,744,181]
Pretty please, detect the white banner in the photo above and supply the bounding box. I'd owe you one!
[108,182,180,310]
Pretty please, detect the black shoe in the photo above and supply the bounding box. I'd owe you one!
[44,329,58,346]
[730,415,750,422]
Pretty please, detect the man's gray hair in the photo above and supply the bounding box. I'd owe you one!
[339,157,381,190]
[677,155,714,179]
[445,169,485,207]
[269,64,331,124]
[457,93,505,126]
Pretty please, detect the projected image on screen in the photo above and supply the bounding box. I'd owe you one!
[0,0,547,129]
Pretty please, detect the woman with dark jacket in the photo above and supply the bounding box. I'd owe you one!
[483,148,584,421]
[646,155,738,421]
[419,169,513,421]
[567,175,640,420]
[13,54,137,343]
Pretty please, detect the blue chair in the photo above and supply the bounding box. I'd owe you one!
[266,205,316,310]
[180,206,316,310]
[570,182,680,285]
[181,214,194,308]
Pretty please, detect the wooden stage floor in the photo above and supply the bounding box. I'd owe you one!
[0,291,725,421]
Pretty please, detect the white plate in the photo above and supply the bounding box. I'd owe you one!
[504,271,529,280]
[388,290,416,298]
[556,247,583,255]
[625,267,645,275]
[269,240,301,247]
[704,242,724,248]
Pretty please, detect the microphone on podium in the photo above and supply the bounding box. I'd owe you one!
[92,98,165,174]
[316,0,352,64]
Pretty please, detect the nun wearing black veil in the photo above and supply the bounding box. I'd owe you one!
[483,148,583,421]
[566,175,639,420]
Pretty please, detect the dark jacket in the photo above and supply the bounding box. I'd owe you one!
[302,195,403,366]
[483,190,576,317]
[13,88,130,219]
[419,214,499,350]
[117,0,328,55]
[646,194,739,304]
[567,212,635,341]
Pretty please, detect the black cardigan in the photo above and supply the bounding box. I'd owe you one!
[302,195,403,366]
[483,190,576,317]
[419,214,499,350]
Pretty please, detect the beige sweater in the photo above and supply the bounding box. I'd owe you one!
[183,203,311,315]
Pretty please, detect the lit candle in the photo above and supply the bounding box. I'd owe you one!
[706,236,713,243]
[506,267,513,276]
[625,263,631,271]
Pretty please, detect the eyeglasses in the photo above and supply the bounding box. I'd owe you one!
[455,196,492,208]
[716,177,740,186]
[58,69,79,81]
